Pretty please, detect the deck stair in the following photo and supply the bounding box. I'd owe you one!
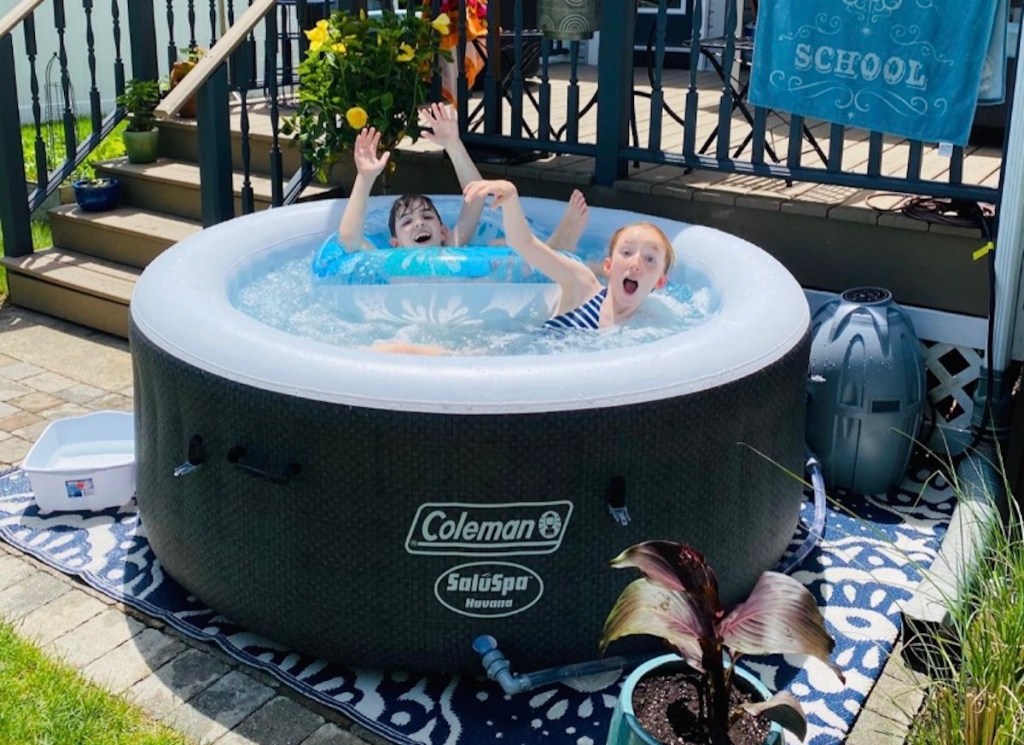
[2,109,333,338]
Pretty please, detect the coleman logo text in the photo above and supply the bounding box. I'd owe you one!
[434,562,543,618]
[405,501,572,556]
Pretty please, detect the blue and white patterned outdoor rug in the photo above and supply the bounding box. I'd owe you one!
[0,466,953,745]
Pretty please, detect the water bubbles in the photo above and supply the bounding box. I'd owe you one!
[233,247,710,355]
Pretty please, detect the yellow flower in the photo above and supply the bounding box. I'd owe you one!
[345,106,368,130]
[431,14,451,35]
[331,42,346,53]
[305,19,329,52]
[396,43,415,62]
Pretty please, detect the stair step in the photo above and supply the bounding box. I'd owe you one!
[1,249,140,337]
[158,105,307,176]
[49,205,202,268]
[93,158,336,221]
[12,104,349,338]
[2,248,140,303]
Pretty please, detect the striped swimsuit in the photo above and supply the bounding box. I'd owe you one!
[543,289,607,331]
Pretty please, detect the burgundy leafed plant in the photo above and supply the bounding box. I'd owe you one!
[600,541,845,742]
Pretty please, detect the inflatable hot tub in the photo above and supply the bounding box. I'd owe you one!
[130,196,810,673]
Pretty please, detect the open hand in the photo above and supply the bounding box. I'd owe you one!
[419,102,459,149]
[463,179,518,209]
[353,127,390,179]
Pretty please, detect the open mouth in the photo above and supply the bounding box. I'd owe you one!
[623,278,639,295]
[414,231,433,245]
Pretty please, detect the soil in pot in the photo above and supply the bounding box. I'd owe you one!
[632,669,772,745]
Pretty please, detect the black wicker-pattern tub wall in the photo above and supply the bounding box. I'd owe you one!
[130,197,811,674]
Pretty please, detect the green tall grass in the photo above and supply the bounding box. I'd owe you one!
[0,619,191,744]
[905,484,1024,745]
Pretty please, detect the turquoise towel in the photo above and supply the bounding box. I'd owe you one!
[978,0,1010,105]
[749,0,1004,145]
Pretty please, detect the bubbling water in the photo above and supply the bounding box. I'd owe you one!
[233,208,714,355]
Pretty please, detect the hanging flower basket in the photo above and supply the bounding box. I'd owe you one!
[281,8,450,181]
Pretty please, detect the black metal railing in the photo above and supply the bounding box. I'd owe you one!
[458,0,1010,204]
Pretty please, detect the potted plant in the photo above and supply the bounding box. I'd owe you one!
[601,541,845,744]
[169,46,205,119]
[117,78,162,164]
[281,7,451,183]
[71,177,120,212]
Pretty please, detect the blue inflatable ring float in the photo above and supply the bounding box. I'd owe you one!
[312,234,566,285]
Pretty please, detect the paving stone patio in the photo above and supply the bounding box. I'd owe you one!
[0,303,923,744]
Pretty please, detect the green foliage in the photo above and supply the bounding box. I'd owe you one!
[117,79,162,133]
[180,45,205,64]
[282,9,450,180]
[0,619,189,744]
[22,119,127,183]
[73,178,117,188]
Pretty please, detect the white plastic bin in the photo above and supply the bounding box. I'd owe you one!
[23,411,136,512]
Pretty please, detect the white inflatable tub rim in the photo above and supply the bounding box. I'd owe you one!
[130,197,810,414]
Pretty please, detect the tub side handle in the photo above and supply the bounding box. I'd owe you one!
[226,446,301,485]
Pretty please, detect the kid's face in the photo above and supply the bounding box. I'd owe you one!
[390,201,449,247]
[603,225,669,310]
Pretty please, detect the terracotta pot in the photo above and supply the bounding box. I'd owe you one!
[606,654,784,745]
[170,61,198,118]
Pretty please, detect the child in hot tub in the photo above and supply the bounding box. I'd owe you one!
[338,103,588,252]
[372,180,675,354]
[463,179,675,330]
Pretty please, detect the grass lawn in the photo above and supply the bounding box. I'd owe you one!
[0,619,190,744]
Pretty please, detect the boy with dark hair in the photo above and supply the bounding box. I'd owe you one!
[338,103,485,251]
[338,103,589,252]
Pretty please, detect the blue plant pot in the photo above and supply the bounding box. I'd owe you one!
[72,178,120,212]
[607,654,785,745]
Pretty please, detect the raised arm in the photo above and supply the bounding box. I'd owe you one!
[338,127,390,252]
[463,180,601,312]
[421,103,484,246]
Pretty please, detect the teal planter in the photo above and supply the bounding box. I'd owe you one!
[538,0,601,41]
[607,654,784,745]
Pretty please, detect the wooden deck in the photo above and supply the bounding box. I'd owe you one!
[447,63,1002,237]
